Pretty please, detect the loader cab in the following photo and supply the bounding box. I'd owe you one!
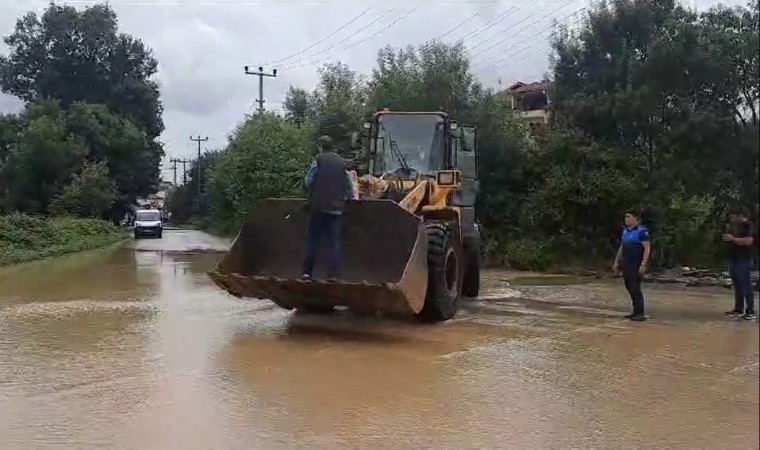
[362,110,479,205]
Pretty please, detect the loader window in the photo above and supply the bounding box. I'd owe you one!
[456,126,477,179]
[375,114,444,175]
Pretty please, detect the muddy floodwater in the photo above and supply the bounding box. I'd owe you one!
[0,230,757,449]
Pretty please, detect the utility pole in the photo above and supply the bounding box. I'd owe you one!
[169,158,179,186]
[244,65,277,113]
[178,159,190,185]
[189,135,208,211]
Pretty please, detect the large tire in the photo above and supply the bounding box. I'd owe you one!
[157,229,163,239]
[417,221,464,322]
[133,231,140,239]
[462,246,481,298]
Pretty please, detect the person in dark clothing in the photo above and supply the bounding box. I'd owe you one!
[723,207,755,321]
[301,135,358,281]
[613,210,652,321]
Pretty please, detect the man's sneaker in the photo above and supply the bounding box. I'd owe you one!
[724,310,743,317]
[624,313,635,319]
[301,274,311,281]
[742,312,757,321]
[630,315,648,322]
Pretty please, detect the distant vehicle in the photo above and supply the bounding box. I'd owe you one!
[134,209,163,239]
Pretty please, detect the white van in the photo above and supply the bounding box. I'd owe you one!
[134,209,163,239]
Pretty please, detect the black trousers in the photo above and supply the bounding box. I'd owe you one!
[728,258,755,314]
[301,212,343,279]
[622,265,645,316]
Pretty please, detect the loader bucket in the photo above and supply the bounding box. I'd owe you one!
[208,198,429,318]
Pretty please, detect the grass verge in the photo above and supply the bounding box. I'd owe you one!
[0,213,126,266]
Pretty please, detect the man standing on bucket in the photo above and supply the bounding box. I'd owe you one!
[723,206,755,321]
[613,209,652,321]
[301,135,358,282]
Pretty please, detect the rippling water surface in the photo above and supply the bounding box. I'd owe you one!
[0,230,757,449]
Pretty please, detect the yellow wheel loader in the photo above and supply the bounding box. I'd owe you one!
[208,110,481,322]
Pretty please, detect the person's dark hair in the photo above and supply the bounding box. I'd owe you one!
[317,135,333,151]
[624,208,642,220]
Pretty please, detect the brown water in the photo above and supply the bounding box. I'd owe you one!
[0,230,757,450]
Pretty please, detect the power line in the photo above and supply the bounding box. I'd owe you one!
[469,2,577,62]
[281,8,420,70]
[278,8,397,70]
[466,0,550,52]
[435,11,480,40]
[454,4,525,45]
[264,5,375,66]
[474,8,586,73]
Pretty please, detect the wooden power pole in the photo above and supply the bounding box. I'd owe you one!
[189,136,208,210]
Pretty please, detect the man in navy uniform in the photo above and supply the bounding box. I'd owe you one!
[723,206,755,321]
[301,135,358,282]
[613,210,652,321]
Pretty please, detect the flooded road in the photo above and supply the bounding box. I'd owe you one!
[0,230,757,450]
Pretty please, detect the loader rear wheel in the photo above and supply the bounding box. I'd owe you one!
[417,221,464,322]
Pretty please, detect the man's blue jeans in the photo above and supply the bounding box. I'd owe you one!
[728,258,755,314]
[301,212,342,279]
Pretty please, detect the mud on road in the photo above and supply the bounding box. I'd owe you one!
[0,230,757,450]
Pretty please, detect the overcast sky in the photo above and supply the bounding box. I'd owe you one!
[0,0,747,182]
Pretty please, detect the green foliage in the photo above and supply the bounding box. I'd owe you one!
[0,213,124,266]
[0,3,164,137]
[193,1,759,271]
[542,0,759,268]
[66,102,161,202]
[50,161,117,218]
[311,63,368,158]
[0,2,164,221]
[0,102,86,214]
[166,150,223,223]
[368,40,476,115]
[207,114,314,224]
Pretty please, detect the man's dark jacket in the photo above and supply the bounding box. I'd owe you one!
[306,151,351,214]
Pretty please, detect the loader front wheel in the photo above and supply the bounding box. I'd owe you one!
[417,221,464,322]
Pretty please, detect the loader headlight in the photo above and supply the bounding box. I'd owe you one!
[436,170,459,186]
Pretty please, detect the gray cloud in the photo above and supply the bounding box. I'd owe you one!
[0,0,747,182]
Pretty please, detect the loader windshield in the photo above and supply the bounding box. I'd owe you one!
[375,114,444,175]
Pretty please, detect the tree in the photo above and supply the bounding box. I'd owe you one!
[283,86,315,127]
[0,101,86,214]
[49,160,116,218]
[310,62,367,157]
[546,0,759,267]
[368,40,475,116]
[0,3,164,138]
[166,150,224,223]
[65,102,161,207]
[0,2,164,221]
[207,114,314,224]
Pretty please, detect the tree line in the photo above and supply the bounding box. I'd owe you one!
[0,4,164,223]
[172,0,758,270]
[0,1,756,270]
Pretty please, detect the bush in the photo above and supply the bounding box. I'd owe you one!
[207,113,314,224]
[0,213,124,266]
